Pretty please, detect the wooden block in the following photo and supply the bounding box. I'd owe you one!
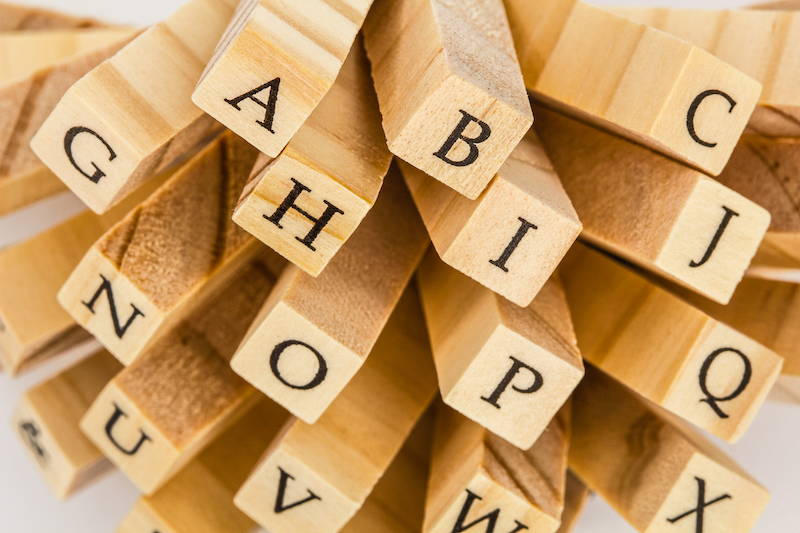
[534,105,771,305]
[400,128,581,307]
[192,0,374,159]
[232,38,392,276]
[79,255,278,494]
[424,404,569,533]
[560,244,783,443]
[417,250,583,449]
[31,0,238,214]
[0,166,171,375]
[571,366,770,533]
[609,6,800,138]
[0,28,136,217]
[556,472,590,533]
[504,0,762,176]
[0,2,101,30]
[58,132,274,366]
[12,349,122,499]
[362,0,532,199]
[340,407,434,533]
[708,135,800,273]
[115,397,290,533]
[230,167,429,423]
[233,285,438,533]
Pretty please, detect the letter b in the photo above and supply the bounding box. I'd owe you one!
[434,110,492,167]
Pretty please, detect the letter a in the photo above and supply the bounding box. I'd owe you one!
[225,78,281,133]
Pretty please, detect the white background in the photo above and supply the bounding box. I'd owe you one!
[1,1,798,532]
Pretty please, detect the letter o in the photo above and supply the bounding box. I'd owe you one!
[270,340,328,390]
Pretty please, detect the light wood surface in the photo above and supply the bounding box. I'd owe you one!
[231,167,429,424]
[363,0,532,199]
[340,407,434,533]
[610,6,800,138]
[0,28,135,217]
[504,0,762,176]
[115,397,290,533]
[233,38,392,276]
[31,0,237,214]
[711,135,800,273]
[234,285,438,533]
[58,132,273,366]
[0,1,101,30]
[417,250,583,449]
[401,128,580,307]
[769,374,800,404]
[560,244,782,443]
[534,105,771,305]
[555,472,590,533]
[12,349,122,499]
[0,167,171,375]
[571,366,770,533]
[424,404,569,533]
[192,0,374,159]
[79,255,279,494]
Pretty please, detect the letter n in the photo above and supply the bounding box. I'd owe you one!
[82,274,145,339]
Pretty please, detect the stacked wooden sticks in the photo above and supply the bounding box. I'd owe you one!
[1,0,799,532]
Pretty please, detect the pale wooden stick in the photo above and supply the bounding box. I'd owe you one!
[400,128,580,307]
[0,28,136,217]
[233,37,392,276]
[504,0,762,176]
[233,285,438,533]
[534,105,771,305]
[340,407,434,533]
[230,166,429,423]
[609,6,800,137]
[560,244,782,443]
[58,132,281,366]
[31,0,238,214]
[571,366,770,533]
[192,0,375,159]
[417,250,583,449]
[0,2,101,30]
[12,349,122,499]
[115,397,290,533]
[362,0,532,199]
[424,404,569,533]
[0,166,172,375]
[79,254,278,494]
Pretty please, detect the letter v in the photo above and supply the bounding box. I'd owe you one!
[274,467,321,513]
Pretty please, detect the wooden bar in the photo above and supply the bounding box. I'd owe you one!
[610,6,800,137]
[417,250,583,449]
[232,38,392,276]
[0,2,101,30]
[0,167,171,375]
[233,285,438,533]
[115,397,290,533]
[560,244,782,443]
[230,167,429,423]
[400,128,580,307]
[58,132,280,366]
[79,254,278,494]
[192,0,374,159]
[504,0,761,176]
[362,0,532,199]
[556,473,590,533]
[31,0,237,213]
[571,366,770,533]
[534,105,770,305]
[424,404,569,533]
[0,28,136,217]
[12,349,122,499]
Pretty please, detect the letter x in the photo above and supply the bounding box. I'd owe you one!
[667,477,731,533]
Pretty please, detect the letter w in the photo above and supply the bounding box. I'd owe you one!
[452,490,528,533]
[82,274,144,339]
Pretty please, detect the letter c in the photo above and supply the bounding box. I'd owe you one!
[686,90,737,148]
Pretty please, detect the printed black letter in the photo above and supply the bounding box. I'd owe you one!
[264,178,344,251]
[64,126,116,183]
[689,206,739,268]
[274,467,321,513]
[481,356,544,409]
[82,274,145,339]
[451,489,528,533]
[698,347,752,419]
[434,110,492,167]
[225,78,281,133]
[270,340,328,390]
[19,420,47,464]
[686,90,737,148]
[489,218,537,273]
[667,477,731,533]
[104,403,151,456]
